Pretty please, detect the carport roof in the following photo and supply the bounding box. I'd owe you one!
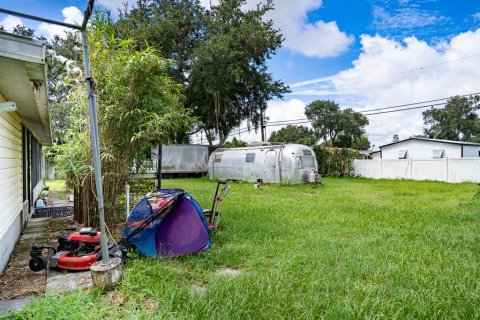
[0,31,51,145]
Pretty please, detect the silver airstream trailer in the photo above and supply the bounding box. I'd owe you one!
[208,144,320,184]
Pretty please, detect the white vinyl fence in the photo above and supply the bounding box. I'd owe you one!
[354,158,480,183]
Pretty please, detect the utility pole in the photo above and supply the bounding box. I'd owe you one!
[260,111,265,141]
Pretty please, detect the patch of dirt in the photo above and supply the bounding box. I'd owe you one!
[144,298,156,311]
[216,267,242,276]
[0,267,45,300]
[0,217,80,300]
[190,283,206,296]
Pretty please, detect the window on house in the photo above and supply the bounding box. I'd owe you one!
[398,150,408,159]
[214,154,222,163]
[433,149,444,159]
[245,153,255,163]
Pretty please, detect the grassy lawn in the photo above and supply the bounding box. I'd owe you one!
[44,179,71,201]
[5,178,480,319]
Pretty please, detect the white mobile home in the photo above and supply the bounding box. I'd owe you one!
[208,144,320,184]
[373,137,480,159]
[0,32,51,273]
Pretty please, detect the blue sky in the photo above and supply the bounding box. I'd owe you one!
[1,0,479,147]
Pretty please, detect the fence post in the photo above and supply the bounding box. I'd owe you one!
[125,183,130,219]
[410,158,413,179]
[445,158,449,182]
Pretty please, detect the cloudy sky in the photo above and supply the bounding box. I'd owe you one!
[1,0,479,148]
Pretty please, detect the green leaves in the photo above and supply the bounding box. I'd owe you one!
[269,125,318,146]
[305,100,369,148]
[423,95,480,141]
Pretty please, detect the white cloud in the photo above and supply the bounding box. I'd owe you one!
[38,6,83,39]
[372,6,447,31]
[0,15,24,32]
[292,29,480,147]
[96,0,136,12]
[237,99,310,143]
[473,12,480,21]
[200,0,353,59]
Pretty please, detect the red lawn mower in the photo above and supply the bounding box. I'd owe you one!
[29,227,110,272]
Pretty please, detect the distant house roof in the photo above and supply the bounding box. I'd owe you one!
[379,137,480,149]
[0,31,51,145]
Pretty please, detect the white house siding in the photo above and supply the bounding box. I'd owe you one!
[463,145,480,158]
[381,140,461,159]
[0,92,23,272]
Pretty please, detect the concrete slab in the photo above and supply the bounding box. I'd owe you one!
[46,270,92,294]
[0,295,36,317]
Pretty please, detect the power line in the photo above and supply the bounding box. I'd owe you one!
[193,91,480,140]
[287,52,480,90]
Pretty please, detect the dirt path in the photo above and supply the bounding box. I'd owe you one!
[0,217,78,300]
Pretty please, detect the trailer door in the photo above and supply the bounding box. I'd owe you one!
[264,150,277,183]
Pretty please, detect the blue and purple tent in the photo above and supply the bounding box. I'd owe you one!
[123,189,210,257]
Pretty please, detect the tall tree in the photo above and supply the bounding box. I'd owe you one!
[423,95,480,141]
[117,0,288,145]
[12,24,35,37]
[305,100,369,148]
[116,0,205,86]
[268,125,317,146]
[54,15,192,224]
[188,0,288,145]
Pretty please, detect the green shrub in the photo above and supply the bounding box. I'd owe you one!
[312,146,359,177]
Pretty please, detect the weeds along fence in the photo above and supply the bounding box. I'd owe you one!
[354,158,480,183]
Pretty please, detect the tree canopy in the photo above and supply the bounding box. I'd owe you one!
[51,15,192,224]
[305,100,369,149]
[268,125,317,146]
[423,95,480,142]
[223,137,249,148]
[116,0,289,145]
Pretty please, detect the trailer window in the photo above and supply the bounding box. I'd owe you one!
[303,150,312,156]
[245,153,255,163]
[214,154,222,163]
[300,156,315,168]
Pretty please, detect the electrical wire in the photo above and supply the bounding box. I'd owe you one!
[190,90,480,142]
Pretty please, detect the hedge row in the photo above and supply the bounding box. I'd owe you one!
[312,146,359,177]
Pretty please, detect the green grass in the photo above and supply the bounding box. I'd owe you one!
[4,178,480,319]
[44,179,71,201]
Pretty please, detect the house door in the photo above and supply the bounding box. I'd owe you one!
[264,150,277,183]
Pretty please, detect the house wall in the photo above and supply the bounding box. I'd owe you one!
[381,140,461,159]
[463,145,480,158]
[0,91,24,273]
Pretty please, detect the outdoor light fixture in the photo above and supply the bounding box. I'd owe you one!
[46,49,83,80]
